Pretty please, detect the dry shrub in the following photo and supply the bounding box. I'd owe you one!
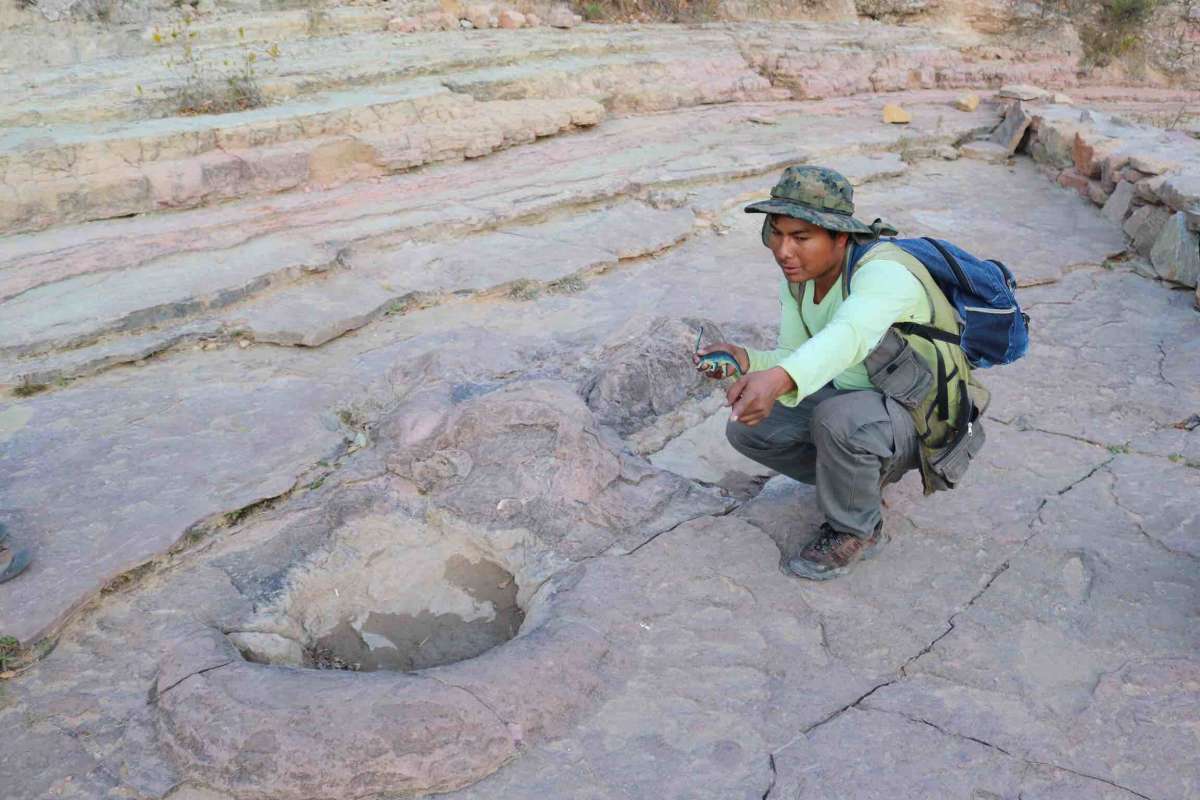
[575,0,721,22]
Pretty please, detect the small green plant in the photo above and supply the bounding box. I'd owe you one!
[1168,453,1185,463]
[0,636,21,672]
[548,275,586,294]
[152,15,280,115]
[1107,443,1132,454]
[573,0,718,22]
[507,279,541,301]
[12,380,49,398]
[1078,0,1159,66]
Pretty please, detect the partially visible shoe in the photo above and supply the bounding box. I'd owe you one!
[785,522,888,581]
[0,545,31,583]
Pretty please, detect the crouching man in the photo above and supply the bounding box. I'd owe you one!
[697,165,944,581]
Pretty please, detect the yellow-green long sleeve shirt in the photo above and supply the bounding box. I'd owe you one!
[745,245,931,406]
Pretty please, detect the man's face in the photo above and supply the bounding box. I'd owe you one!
[765,215,846,284]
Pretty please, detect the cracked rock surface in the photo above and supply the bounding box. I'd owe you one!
[1,19,1199,800]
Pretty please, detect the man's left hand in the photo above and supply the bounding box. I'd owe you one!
[727,367,796,426]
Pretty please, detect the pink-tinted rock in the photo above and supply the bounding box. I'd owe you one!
[1057,169,1090,196]
[465,3,492,28]
[386,16,420,32]
[498,8,525,27]
[1073,132,1120,179]
[547,5,576,27]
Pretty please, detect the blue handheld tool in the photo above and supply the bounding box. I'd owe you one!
[694,326,742,378]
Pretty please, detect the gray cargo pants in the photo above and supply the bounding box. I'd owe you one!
[726,384,920,539]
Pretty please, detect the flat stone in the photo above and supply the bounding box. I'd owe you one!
[1052,92,1073,104]
[960,140,1011,164]
[1088,180,1110,206]
[1028,117,1080,169]
[882,103,911,124]
[990,100,1032,154]
[1128,154,1179,175]
[998,83,1049,101]
[1135,174,1167,203]
[1159,174,1200,215]
[1149,211,1200,287]
[498,8,525,27]
[1056,169,1090,196]
[1121,167,1148,184]
[1123,204,1171,257]
[953,93,980,111]
[1101,180,1135,225]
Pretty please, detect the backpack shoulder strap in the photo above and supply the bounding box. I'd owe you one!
[787,281,814,338]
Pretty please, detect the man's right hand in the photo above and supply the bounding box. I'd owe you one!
[693,342,749,379]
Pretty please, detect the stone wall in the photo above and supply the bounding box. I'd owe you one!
[1021,102,1200,301]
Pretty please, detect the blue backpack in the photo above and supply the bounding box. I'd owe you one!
[851,237,1030,368]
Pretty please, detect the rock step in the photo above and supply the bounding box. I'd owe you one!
[0,4,429,72]
[0,94,996,388]
[443,50,783,111]
[1,94,605,235]
[734,22,1079,99]
[3,22,1071,131]
[0,27,733,128]
[1,29,788,233]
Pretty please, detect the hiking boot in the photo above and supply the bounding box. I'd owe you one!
[785,523,888,581]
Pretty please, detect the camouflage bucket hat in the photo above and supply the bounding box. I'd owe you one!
[745,165,881,236]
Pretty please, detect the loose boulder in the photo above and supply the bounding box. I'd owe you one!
[1149,212,1200,287]
[953,93,980,112]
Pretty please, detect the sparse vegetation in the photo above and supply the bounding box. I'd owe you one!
[150,15,281,116]
[308,645,361,671]
[548,275,587,294]
[0,636,21,673]
[12,381,49,398]
[507,279,542,301]
[337,408,364,429]
[1078,0,1158,66]
[1149,0,1200,79]
[572,0,719,22]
